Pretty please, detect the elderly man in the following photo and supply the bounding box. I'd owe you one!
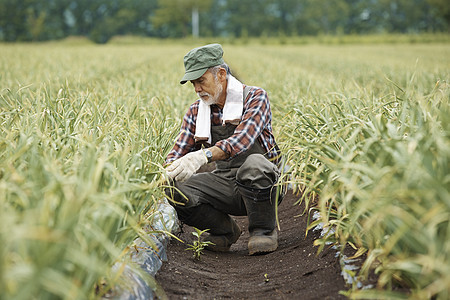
[165,44,283,255]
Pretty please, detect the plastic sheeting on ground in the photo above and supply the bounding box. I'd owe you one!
[312,211,373,290]
[103,198,179,300]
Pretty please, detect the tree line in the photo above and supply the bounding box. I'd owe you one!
[0,0,448,44]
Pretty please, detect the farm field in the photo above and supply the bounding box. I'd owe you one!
[1,40,449,299]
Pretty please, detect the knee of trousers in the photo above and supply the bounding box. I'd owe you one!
[236,154,279,189]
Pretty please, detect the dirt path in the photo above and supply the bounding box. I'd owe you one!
[155,191,348,299]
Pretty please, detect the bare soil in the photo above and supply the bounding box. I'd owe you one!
[155,191,349,299]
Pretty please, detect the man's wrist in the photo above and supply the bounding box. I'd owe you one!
[203,148,213,163]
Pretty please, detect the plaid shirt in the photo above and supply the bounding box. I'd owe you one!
[165,86,279,165]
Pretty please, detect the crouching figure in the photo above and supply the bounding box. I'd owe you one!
[165,44,284,255]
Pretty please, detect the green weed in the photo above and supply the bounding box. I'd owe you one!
[185,228,214,261]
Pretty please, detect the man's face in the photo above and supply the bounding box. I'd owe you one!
[190,70,223,106]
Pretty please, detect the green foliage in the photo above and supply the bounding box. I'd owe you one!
[0,44,183,299]
[304,81,449,287]
[0,41,449,299]
[185,228,214,261]
[152,0,212,38]
[272,45,449,298]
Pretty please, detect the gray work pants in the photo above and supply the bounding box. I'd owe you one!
[165,153,281,217]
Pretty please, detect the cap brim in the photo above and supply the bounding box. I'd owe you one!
[180,67,208,84]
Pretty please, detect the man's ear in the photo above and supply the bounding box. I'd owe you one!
[218,68,227,82]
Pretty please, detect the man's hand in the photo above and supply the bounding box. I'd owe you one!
[166,149,208,182]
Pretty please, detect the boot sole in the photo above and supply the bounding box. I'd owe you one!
[248,230,278,255]
[248,242,278,255]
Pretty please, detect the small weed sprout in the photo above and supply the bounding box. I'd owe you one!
[185,227,214,260]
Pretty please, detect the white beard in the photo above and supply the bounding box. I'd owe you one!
[198,78,223,106]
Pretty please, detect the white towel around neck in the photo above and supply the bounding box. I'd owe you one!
[195,75,244,144]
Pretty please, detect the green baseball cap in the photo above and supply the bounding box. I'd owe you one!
[180,44,224,84]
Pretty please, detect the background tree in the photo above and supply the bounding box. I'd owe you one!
[427,0,450,30]
[152,0,212,38]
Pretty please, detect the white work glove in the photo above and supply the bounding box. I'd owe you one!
[166,149,208,182]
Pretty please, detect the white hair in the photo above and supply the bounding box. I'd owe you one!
[209,63,231,79]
